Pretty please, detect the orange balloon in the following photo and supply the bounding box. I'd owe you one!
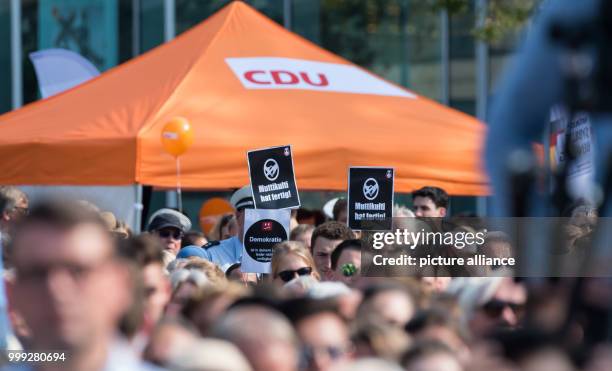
[161,117,194,157]
[199,197,234,234]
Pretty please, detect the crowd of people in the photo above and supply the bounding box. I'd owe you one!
[0,185,610,371]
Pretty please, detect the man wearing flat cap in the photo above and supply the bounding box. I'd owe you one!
[147,208,191,256]
[198,185,254,271]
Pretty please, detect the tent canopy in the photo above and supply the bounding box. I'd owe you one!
[0,1,488,195]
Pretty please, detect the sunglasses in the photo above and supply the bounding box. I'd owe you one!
[301,345,348,367]
[157,229,183,240]
[277,267,312,283]
[482,299,525,318]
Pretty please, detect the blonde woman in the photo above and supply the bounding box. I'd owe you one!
[270,241,320,285]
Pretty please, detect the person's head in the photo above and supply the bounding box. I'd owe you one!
[225,263,258,286]
[183,258,227,287]
[213,304,300,371]
[143,318,199,367]
[168,338,253,371]
[222,215,239,240]
[100,211,131,240]
[230,185,255,238]
[271,241,319,285]
[483,231,513,261]
[182,230,208,248]
[352,320,411,362]
[10,200,132,353]
[0,186,28,232]
[471,278,526,335]
[420,277,453,293]
[285,299,353,371]
[405,309,468,363]
[357,282,416,328]
[331,239,361,285]
[412,187,449,218]
[147,208,191,255]
[564,198,597,227]
[290,224,315,249]
[311,222,355,280]
[166,267,215,317]
[333,198,348,225]
[182,283,249,336]
[448,277,527,338]
[401,340,463,371]
[490,329,572,371]
[119,234,171,329]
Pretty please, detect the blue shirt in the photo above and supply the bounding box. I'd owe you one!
[200,236,243,272]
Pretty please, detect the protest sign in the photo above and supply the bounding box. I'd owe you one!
[347,167,394,230]
[241,208,291,273]
[247,145,300,209]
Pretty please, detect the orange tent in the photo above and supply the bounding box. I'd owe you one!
[0,1,488,195]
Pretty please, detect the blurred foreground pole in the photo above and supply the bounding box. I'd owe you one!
[5,0,21,347]
[0,238,11,350]
[10,0,22,109]
[476,0,489,216]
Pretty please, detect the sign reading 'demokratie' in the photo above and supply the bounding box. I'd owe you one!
[348,167,394,230]
[247,145,300,209]
[241,209,291,273]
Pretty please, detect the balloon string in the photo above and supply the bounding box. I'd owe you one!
[176,156,183,213]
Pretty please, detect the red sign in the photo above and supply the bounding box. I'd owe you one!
[262,221,273,232]
[244,70,329,87]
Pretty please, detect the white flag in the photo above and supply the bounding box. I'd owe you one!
[29,48,100,98]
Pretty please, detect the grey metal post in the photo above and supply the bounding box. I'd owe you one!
[476,0,489,216]
[164,0,177,208]
[134,184,144,233]
[440,8,450,105]
[283,0,292,30]
[164,0,176,42]
[132,0,141,57]
[10,0,22,109]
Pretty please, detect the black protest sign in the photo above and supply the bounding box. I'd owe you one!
[244,220,287,262]
[247,145,300,209]
[241,209,291,273]
[347,167,394,230]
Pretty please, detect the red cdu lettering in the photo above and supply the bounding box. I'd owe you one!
[300,72,329,87]
[271,70,299,85]
[244,70,270,85]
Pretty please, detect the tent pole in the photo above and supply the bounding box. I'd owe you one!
[134,184,144,234]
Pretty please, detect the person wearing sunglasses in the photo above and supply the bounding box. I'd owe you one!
[147,208,191,256]
[283,298,353,371]
[449,277,527,338]
[271,241,320,285]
